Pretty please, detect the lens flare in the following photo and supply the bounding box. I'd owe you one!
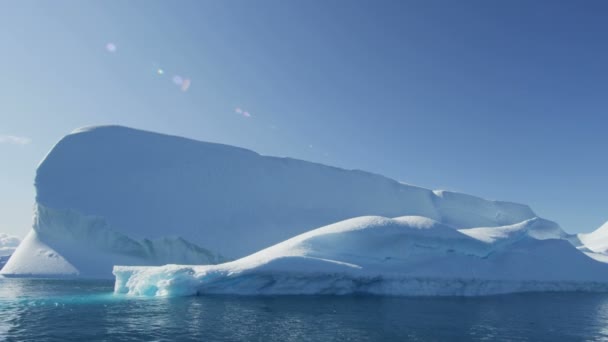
[172,75,183,85]
[105,43,117,53]
[181,79,191,92]
[235,108,251,118]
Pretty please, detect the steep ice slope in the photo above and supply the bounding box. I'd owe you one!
[114,216,608,297]
[4,126,544,278]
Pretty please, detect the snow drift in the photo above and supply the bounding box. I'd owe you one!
[2,125,544,278]
[114,216,608,297]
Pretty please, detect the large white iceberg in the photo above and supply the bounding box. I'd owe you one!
[2,125,547,278]
[114,216,608,297]
[5,124,607,296]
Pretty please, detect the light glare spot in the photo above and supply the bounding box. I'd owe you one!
[105,43,117,53]
[181,79,191,92]
[172,75,183,85]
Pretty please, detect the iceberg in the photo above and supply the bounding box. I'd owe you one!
[2,125,544,278]
[114,216,608,297]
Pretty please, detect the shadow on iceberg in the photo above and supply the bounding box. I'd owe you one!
[1,205,224,278]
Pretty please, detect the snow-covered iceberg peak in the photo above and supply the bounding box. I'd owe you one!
[4,125,545,278]
[114,216,608,297]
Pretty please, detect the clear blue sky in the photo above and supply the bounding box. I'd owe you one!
[1,0,606,237]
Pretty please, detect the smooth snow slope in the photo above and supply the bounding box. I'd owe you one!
[114,216,608,297]
[579,222,608,253]
[4,125,543,278]
[576,221,608,263]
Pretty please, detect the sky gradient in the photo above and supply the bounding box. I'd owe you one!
[1,0,607,237]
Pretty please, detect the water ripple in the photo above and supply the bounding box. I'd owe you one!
[2,278,608,341]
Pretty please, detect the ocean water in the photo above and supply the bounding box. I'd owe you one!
[1,278,608,341]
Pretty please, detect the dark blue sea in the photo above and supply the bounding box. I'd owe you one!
[1,277,608,341]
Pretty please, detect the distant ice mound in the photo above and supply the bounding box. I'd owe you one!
[114,216,608,297]
[0,233,20,270]
[2,125,550,278]
[0,233,20,257]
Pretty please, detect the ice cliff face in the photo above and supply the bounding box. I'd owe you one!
[2,205,225,278]
[2,125,562,278]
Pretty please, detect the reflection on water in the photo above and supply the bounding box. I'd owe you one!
[1,277,608,341]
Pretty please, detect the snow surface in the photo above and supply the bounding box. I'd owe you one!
[458,218,565,243]
[114,216,608,297]
[3,125,543,278]
[579,221,608,253]
[576,221,608,262]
